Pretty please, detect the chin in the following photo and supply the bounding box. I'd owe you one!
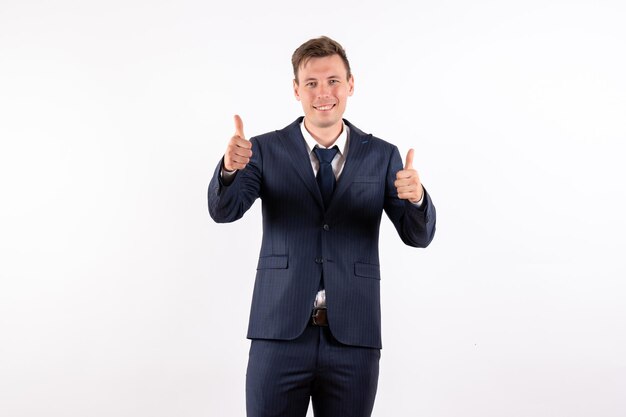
[309,113,342,126]
[314,119,340,129]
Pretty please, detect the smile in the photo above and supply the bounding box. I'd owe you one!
[313,104,336,111]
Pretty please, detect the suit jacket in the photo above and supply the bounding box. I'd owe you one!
[208,117,436,348]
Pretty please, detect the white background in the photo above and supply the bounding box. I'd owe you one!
[1,0,625,416]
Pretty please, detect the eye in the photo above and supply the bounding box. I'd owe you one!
[329,79,339,85]
[306,81,317,88]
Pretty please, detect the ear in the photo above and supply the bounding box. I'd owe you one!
[348,74,354,96]
[293,79,301,101]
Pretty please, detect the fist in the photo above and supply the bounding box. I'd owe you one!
[223,115,253,171]
[394,148,424,203]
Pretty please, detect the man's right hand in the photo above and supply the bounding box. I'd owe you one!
[223,115,253,172]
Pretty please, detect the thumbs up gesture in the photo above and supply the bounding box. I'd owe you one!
[394,149,424,203]
[223,115,253,171]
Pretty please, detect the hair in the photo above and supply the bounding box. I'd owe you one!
[291,36,351,84]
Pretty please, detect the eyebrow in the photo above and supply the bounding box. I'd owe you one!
[303,75,342,82]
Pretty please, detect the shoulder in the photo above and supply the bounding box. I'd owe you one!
[250,118,302,145]
[345,119,398,154]
[250,130,279,144]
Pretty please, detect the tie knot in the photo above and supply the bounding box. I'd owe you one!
[313,146,339,165]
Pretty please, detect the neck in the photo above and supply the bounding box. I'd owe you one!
[303,118,343,148]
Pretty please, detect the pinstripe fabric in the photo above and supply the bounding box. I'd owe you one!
[246,325,380,417]
[208,117,436,349]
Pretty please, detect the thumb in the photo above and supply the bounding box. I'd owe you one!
[234,114,245,139]
[404,148,414,170]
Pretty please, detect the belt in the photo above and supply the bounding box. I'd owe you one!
[310,308,328,326]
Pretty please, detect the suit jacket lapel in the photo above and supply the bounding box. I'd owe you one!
[278,117,325,209]
[327,120,372,215]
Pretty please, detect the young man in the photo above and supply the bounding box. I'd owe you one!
[208,36,436,417]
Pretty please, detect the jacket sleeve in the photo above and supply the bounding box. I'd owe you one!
[207,137,262,223]
[383,145,436,248]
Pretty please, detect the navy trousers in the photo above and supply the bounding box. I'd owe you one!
[246,324,380,417]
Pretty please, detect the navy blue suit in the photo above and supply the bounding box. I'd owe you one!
[208,117,436,416]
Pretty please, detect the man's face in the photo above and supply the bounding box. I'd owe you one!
[293,54,354,132]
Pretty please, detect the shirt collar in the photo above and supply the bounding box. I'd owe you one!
[299,119,349,154]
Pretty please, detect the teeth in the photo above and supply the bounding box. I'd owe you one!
[315,104,334,111]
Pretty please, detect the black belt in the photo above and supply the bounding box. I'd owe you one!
[310,308,328,326]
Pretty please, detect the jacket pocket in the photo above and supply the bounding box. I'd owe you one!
[354,262,381,280]
[353,175,380,183]
[257,255,289,270]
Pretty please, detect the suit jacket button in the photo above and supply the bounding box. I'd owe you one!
[315,257,324,264]
[323,224,330,231]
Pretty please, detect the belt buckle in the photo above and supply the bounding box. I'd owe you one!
[311,308,328,326]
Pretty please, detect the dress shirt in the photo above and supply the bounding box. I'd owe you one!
[299,120,349,178]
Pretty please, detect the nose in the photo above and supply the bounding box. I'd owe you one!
[316,83,330,98]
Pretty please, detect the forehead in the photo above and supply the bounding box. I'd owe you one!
[299,54,349,79]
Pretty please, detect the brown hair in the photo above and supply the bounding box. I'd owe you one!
[291,36,351,84]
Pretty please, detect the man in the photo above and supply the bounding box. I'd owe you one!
[208,36,436,417]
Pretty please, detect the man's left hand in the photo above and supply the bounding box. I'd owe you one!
[394,148,424,203]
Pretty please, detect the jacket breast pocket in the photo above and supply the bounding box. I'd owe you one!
[257,255,289,270]
[354,262,381,280]
[353,175,379,183]
[350,176,383,208]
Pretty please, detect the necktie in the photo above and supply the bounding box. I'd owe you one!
[313,146,339,207]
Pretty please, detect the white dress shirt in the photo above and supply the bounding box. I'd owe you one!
[299,120,349,178]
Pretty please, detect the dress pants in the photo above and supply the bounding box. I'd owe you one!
[246,324,380,417]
